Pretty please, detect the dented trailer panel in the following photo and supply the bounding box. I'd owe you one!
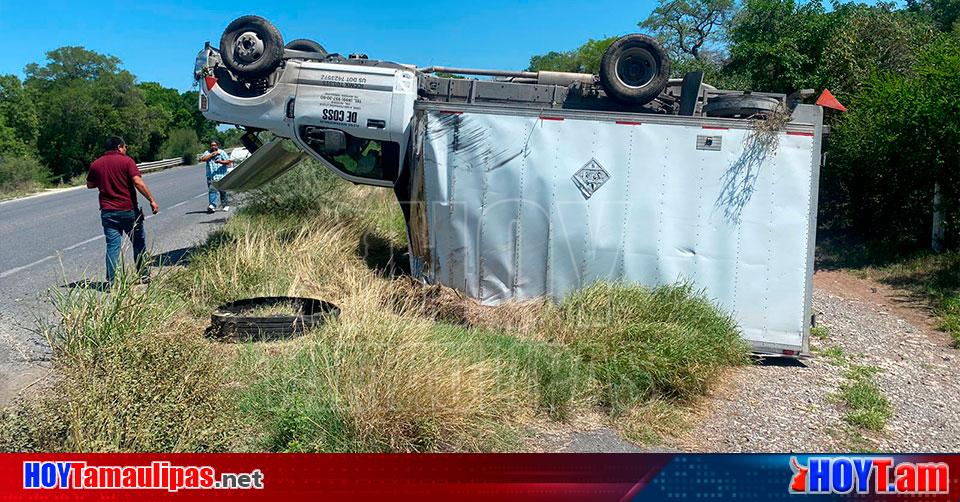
[409,102,823,356]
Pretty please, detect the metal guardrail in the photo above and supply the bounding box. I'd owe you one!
[137,157,184,173]
[136,147,241,174]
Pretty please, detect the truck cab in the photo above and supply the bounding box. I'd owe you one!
[196,39,416,189]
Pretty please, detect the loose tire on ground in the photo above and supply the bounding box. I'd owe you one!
[285,38,327,56]
[209,296,339,342]
[599,34,671,106]
[220,15,284,79]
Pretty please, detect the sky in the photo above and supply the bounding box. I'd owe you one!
[0,0,659,92]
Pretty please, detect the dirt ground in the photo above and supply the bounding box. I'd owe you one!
[673,270,960,452]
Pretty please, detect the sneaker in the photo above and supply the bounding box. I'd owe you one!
[207,205,215,214]
[221,205,230,212]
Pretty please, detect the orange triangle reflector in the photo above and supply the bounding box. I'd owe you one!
[816,89,847,112]
[204,76,217,90]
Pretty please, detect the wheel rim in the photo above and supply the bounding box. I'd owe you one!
[615,47,657,88]
[235,31,265,64]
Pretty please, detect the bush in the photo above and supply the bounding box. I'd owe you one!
[243,160,348,216]
[555,283,749,413]
[0,154,50,196]
[430,324,593,421]
[160,128,201,164]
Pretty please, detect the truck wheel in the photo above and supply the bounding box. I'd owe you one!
[220,15,284,79]
[285,39,327,56]
[599,34,670,106]
[703,94,783,119]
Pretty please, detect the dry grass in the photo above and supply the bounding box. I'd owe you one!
[236,311,522,452]
[231,301,302,318]
[1,273,243,452]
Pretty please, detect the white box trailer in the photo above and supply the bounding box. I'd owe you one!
[197,15,824,357]
[406,103,823,356]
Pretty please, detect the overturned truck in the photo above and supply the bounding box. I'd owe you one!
[195,15,824,356]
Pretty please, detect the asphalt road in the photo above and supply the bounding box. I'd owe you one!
[0,163,231,405]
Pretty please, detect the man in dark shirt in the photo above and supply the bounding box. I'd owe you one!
[86,136,159,284]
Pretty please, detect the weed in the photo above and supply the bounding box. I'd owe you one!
[1,272,241,452]
[619,399,688,445]
[820,345,847,366]
[811,326,829,340]
[837,364,892,431]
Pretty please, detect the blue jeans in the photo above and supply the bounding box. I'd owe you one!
[207,178,228,207]
[101,209,147,283]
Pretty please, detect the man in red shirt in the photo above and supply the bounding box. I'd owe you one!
[86,136,159,284]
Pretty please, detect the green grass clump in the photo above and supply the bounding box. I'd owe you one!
[936,295,960,347]
[429,324,592,421]
[819,345,847,366]
[838,364,892,431]
[555,283,749,414]
[810,326,830,340]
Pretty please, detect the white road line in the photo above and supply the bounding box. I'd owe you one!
[62,235,103,251]
[0,164,199,207]
[0,192,208,279]
[0,185,85,206]
[0,256,57,279]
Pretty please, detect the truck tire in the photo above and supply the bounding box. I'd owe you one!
[599,34,670,106]
[209,296,340,342]
[285,38,327,57]
[703,94,783,119]
[220,15,284,79]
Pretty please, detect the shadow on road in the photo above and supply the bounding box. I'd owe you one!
[150,246,198,267]
[61,280,111,292]
[199,218,228,225]
[184,210,212,215]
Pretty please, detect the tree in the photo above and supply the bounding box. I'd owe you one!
[907,0,960,32]
[0,75,39,155]
[161,128,201,164]
[24,47,121,83]
[819,3,935,100]
[824,35,960,246]
[137,83,215,160]
[640,0,737,60]
[725,0,841,92]
[527,37,618,73]
[24,47,167,180]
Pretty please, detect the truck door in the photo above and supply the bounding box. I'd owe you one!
[291,61,407,187]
